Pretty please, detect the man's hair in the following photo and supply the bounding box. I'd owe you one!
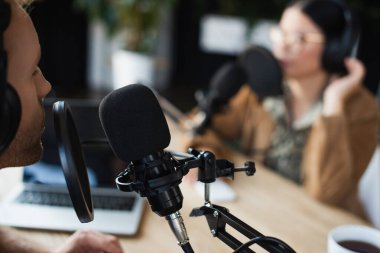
[13,0,35,13]
[15,0,34,5]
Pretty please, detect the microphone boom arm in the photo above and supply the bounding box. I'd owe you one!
[180,149,295,252]
[115,148,295,253]
[190,203,295,253]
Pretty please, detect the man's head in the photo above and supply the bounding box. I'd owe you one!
[0,0,51,168]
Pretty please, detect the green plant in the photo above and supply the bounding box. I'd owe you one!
[74,0,176,53]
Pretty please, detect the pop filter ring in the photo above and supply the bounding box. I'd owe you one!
[53,100,94,223]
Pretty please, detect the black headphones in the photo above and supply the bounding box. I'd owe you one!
[0,0,21,155]
[321,0,359,74]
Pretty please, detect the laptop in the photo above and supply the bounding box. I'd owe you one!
[0,98,145,235]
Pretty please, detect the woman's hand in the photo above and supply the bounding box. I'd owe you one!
[323,58,365,116]
[55,230,123,253]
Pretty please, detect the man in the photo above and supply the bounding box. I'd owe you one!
[0,0,123,252]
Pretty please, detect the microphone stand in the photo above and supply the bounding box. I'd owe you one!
[115,148,296,253]
[182,149,296,253]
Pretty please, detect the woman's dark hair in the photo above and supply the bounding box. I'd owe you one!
[288,0,347,37]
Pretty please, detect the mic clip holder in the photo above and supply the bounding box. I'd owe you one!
[115,155,183,196]
[115,151,185,217]
[115,148,254,197]
[180,148,256,183]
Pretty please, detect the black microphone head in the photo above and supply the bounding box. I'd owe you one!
[200,62,246,115]
[99,84,171,163]
[209,61,247,101]
[238,45,283,99]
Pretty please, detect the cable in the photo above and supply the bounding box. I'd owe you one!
[232,236,296,253]
[181,242,195,253]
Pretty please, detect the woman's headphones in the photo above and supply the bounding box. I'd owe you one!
[0,0,21,155]
[321,0,359,74]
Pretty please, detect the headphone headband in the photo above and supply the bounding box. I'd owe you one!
[0,0,10,114]
[0,0,22,155]
[0,0,11,31]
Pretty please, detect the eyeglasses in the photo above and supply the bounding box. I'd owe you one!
[270,26,324,54]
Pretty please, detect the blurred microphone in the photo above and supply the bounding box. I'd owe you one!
[193,45,282,134]
[238,45,283,98]
[99,84,194,253]
[193,61,246,133]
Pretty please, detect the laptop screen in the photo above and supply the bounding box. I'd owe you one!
[23,98,126,188]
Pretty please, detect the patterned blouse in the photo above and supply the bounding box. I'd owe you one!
[262,96,323,184]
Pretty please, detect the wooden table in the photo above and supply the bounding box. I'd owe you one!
[0,117,369,253]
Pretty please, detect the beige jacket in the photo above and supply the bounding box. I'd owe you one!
[187,85,379,218]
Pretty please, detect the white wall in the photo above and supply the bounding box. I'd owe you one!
[359,145,380,229]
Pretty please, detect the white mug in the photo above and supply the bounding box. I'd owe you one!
[328,225,380,253]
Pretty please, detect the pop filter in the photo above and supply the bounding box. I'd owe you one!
[238,45,283,99]
[53,100,94,223]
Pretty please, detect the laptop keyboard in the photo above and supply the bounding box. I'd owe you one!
[15,189,136,211]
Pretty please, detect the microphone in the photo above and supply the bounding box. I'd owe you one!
[98,85,295,252]
[193,45,282,133]
[99,84,193,253]
[193,61,246,133]
[238,45,283,98]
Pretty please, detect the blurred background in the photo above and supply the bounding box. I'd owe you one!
[30,0,380,112]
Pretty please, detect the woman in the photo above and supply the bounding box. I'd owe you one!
[186,0,379,218]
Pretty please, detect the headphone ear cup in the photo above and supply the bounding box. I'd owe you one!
[323,31,358,75]
[322,35,350,74]
[0,83,21,154]
[321,0,357,75]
